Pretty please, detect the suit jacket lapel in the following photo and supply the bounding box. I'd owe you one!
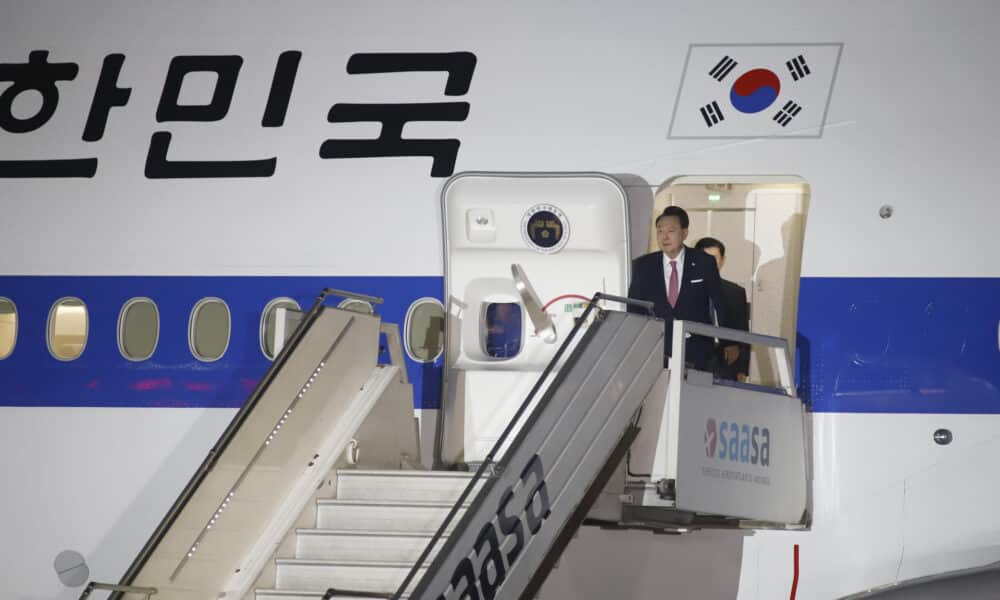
[655,252,672,317]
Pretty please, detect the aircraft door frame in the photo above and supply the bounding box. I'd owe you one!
[437,172,631,465]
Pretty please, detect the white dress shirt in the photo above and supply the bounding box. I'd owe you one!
[662,246,686,296]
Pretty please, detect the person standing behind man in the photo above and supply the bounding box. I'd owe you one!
[628,206,725,370]
[694,237,751,382]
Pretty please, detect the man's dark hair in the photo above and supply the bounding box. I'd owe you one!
[694,236,726,257]
[655,205,690,229]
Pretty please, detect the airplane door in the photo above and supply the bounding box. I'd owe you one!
[748,188,807,385]
[653,179,808,386]
[439,173,631,465]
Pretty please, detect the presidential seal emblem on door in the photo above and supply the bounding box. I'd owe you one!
[521,204,569,253]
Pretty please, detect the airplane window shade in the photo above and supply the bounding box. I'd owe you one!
[190,298,231,362]
[0,298,15,359]
[484,302,522,359]
[48,298,88,361]
[405,299,445,362]
[339,299,374,314]
[261,297,300,360]
[119,298,159,361]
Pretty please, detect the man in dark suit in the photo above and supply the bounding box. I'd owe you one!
[627,206,725,370]
[695,237,750,382]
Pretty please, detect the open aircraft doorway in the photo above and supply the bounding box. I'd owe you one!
[653,176,810,387]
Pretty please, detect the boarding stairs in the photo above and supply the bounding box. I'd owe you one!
[254,469,477,599]
[84,289,809,600]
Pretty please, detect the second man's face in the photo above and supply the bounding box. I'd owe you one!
[656,216,688,257]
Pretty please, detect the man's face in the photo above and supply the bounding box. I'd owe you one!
[656,215,688,257]
[702,246,725,271]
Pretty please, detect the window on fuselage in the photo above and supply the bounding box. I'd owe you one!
[118,298,160,361]
[483,302,523,359]
[405,298,445,363]
[189,298,231,362]
[260,297,301,360]
[0,298,16,359]
[338,298,374,315]
[48,297,88,361]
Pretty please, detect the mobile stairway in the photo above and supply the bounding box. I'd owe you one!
[81,290,809,600]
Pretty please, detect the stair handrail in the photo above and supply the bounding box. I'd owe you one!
[323,589,393,599]
[392,293,654,599]
[101,287,383,600]
[79,582,156,599]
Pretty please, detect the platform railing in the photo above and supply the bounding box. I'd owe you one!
[674,320,797,396]
[662,319,810,526]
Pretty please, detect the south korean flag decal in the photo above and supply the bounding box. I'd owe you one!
[668,43,843,138]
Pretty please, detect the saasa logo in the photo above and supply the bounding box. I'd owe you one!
[704,418,718,457]
[707,418,771,467]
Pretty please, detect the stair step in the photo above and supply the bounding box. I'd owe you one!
[316,499,466,533]
[275,558,424,594]
[336,469,481,503]
[257,589,415,600]
[296,529,446,562]
[255,591,325,600]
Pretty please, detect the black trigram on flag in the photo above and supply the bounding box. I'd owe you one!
[773,100,802,127]
[786,55,811,81]
[708,55,738,81]
[700,101,724,127]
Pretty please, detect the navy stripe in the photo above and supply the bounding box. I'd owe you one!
[0,275,443,409]
[798,278,1000,414]
[2,276,1000,415]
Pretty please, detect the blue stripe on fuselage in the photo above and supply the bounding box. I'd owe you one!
[0,276,998,414]
[798,278,1000,413]
[0,276,443,409]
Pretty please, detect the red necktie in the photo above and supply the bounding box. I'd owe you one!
[668,260,679,308]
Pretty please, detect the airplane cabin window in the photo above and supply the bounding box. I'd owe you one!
[261,297,301,360]
[339,298,374,315]
[483,302,523,359]
[0,298,16,359]
[118,298,159,361]
[47,297,88,361]
[404,298,445,362]
[189,298,231,362]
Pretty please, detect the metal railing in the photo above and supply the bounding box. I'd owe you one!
[324,589,393,599]
[674,320,797,397]
[390,292,654,599]
[102,288,383,600]
[80,582,156,600]
[168,317,356,581]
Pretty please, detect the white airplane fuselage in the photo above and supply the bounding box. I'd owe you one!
[1,2,999,599]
